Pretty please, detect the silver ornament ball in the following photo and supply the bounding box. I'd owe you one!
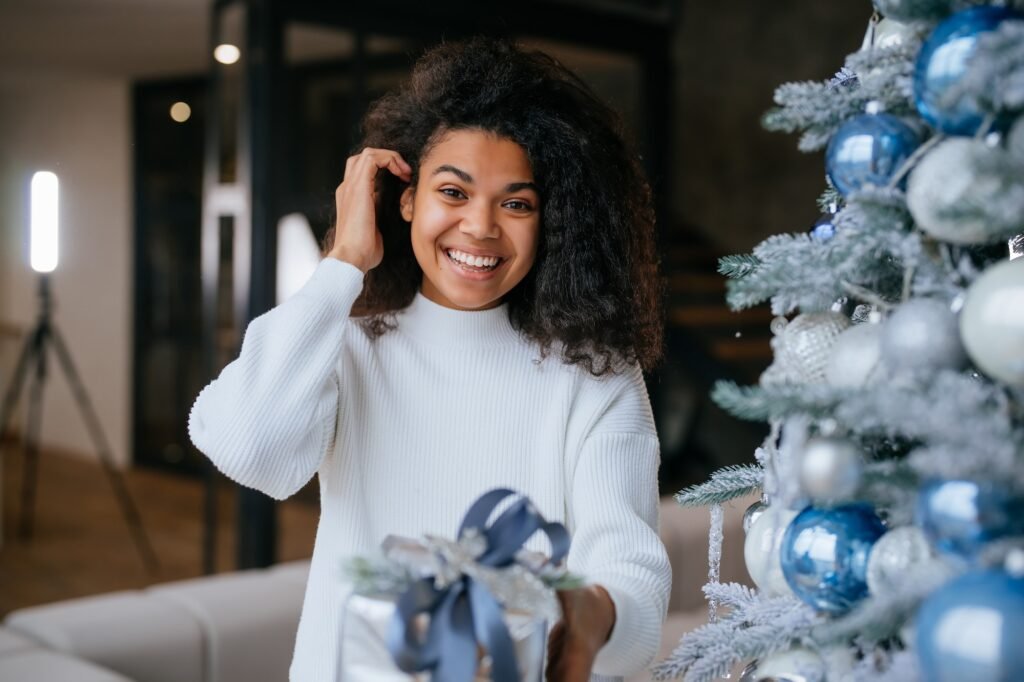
[866,525,936,597]
[761,313,851,386]
[743,501,768,534]
[880,299,967,372]
[907,138,1003,244]
[743,507,797,597]
[799,437,864,503]
[825,322,884,388]
[960,257,1024,387]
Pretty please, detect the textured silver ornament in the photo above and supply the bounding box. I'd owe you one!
[743,500,768,534]
[866,526,935,597]
[761,313,851,386]
[739,647,826,682]
[825,322,884,388]
[861,16,916,51]
[960,257,1024,387]
[880,299,967,372]
[743,507,798,596]
[799,437,864,503]
[907,138,1004,244]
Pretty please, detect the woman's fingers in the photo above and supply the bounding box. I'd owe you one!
[329,148,411,272]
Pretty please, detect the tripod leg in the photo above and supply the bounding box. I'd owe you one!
[49,325,159,572]
[19,349,45,540]
[0,328,39,446]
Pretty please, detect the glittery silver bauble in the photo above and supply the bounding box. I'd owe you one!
[861,16,916,50]
[738,647,826,682]
[825,323,884,388]
[799,437,864,503]
[761,313,851,386]
[960,257,1024,387]
[866,526,936,596]
[743,501,768,534]
[907,138,1004,244]
[744,507,798,597]
[873,0,947,22]
[880,299,967,372]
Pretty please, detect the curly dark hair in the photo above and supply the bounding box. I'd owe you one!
[324,36,663,375]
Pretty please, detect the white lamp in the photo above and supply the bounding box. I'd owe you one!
[30,171,58,273]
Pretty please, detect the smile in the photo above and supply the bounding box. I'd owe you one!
[444,248,505,272]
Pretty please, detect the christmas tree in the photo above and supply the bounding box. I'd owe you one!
[653,1,1024,680]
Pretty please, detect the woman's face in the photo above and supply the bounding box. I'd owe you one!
[400,128,541,311]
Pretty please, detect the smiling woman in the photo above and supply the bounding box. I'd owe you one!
[190,36,670,682]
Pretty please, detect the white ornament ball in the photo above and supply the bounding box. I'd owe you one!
[740,647,826,682]
[761,313,851,386]
[825,323,884,388]
[1009,117,1024,159]
[907,138,1002,244]
[744,507,798,596]
[866,526,935,597]
[880,299,967,372]
[799,437,864,503]
[960,256,1024,387]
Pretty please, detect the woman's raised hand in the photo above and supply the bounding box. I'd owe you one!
[328,148,412,273]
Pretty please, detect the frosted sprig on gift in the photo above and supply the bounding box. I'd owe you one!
[674,464,763,507]
[651,586,821,682]
[946,19,1024,117]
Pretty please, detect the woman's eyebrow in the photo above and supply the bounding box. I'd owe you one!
[432,164,538,194]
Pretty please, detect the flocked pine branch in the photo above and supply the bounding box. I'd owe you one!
[651,587,821,682]
[674,464,763,507]
[712,381,844,422]
[724,187,930,314]
[717,253,761,279]
[763,42,917,152]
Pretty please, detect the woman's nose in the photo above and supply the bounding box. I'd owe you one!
[459,204,499,239]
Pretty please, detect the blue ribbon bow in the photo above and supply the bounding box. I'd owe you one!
[385,488,570,681]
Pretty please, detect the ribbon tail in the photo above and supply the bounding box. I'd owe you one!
[386,578,442,673]
[433,585,480,682]
[468,580,519,682]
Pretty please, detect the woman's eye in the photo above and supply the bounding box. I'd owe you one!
[504,200,532,211]
[440,188,466,199]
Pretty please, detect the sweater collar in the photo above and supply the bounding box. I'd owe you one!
[399,291,523,347]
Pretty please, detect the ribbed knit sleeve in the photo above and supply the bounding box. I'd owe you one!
[565,366,671,678]
[187,258,365,500]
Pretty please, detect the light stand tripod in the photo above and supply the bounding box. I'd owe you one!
[0,275,158,572]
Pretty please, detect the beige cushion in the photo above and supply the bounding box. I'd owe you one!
[0,648,133,681]
[0,626,39,657]
[4,591,204,682]
[149,569,305,682]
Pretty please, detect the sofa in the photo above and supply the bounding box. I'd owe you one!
[0,494,756,681]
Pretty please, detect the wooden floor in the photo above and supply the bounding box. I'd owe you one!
[0,441,318,617]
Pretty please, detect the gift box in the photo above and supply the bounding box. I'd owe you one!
[339,488,580,682]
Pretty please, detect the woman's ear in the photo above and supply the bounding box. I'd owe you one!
[399,186,414,222]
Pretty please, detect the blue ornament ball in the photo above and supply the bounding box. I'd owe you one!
[825,113,923,196]
[916,479,1024,557]
[810,214,837,242]
[914,6,1023,136]
[916,570,1024,682]
[780,503,886,614]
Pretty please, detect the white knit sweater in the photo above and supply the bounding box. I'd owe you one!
[188,257,671,681]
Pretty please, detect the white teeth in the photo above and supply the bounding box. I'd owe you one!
[447,249,500,268]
